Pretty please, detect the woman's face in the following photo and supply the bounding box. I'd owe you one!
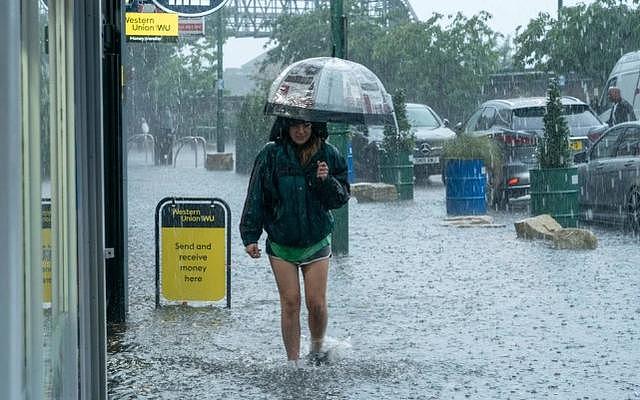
[288,121,312,145]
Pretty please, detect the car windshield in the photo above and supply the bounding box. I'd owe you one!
[512,107,545,131]
[562,105,602,127]
[406,106,440,128]
[512,104,602,131]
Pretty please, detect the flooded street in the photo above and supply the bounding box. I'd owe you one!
[108,151,640,399]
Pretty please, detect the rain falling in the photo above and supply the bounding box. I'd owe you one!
[109,0,640,398]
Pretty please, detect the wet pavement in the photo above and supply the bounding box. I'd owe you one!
[108,150,640,399]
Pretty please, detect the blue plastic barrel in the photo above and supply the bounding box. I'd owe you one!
[445,159,486,215]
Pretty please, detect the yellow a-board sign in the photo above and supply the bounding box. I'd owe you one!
[42,200,52,304]
[125,12,178,42]
[156,198,231,307]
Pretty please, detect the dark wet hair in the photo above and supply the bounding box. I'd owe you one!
[269,116,328,142]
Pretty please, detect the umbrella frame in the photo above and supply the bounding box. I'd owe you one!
[264,102,396,125]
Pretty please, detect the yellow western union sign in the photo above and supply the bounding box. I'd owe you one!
[156,199,230,305]
[42,200,52,304]
[125,12,178,37]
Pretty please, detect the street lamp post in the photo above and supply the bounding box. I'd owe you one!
[329,0,349,255]
[216,10,225,153]
[558,0,563,17]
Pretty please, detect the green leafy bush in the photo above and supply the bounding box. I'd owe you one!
[443,133,502,173]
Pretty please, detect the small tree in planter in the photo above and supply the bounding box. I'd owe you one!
[382,90,414,156]
[380,90,415,200]
[530,79,579,227]
[537,79,571,169]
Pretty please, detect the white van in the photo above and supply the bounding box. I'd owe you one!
[595,51,640,122]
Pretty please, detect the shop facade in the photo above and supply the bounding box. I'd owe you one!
[0,1,108,398]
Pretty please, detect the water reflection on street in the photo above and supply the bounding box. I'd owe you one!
[108,151,640,399]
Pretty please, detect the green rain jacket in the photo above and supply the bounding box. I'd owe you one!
[240,141,350,247]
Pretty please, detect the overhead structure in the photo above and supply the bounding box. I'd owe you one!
[226,0,418,38]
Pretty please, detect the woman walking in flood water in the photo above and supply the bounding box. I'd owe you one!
[240,117,350,366]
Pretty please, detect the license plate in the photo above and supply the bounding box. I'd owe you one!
[414,156,439,165]
[569,140,583,151]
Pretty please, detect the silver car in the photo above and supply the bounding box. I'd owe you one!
[574,121,640,233]
[354,103,456,183]
[405,103,457,182]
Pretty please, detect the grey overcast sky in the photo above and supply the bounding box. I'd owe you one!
[223,0,594,69]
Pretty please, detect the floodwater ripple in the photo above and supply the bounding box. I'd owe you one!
[109,153,640,399]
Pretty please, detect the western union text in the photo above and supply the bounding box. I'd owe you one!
[125,13,178,37]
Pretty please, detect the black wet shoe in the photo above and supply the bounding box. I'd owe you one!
[306,351,329,366]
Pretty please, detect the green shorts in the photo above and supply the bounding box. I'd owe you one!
[266,235,332,267]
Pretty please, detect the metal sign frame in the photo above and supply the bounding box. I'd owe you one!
[155,197,231,308]
[151,0,230,17]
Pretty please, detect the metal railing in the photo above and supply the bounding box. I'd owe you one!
[126,133,155,165]
[174,136,207,168]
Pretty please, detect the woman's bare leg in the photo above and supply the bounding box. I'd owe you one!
[301,258,330,353]
[269,256,301,360]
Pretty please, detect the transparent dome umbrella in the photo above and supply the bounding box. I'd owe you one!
[264,57,395,125]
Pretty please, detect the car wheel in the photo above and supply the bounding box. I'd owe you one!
[626,186,640,235]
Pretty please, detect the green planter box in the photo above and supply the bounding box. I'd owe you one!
[530,167,579,227]
[380,149,414,201]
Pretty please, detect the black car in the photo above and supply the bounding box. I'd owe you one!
[574,121,640,233]
[462,96,606,207]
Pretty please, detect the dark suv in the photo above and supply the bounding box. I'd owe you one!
[463,97,606,207]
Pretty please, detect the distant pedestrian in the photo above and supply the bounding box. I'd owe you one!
[239,116,350,367]
[607,86,636,126]
[141,117,149,135]
[154,106,175,165]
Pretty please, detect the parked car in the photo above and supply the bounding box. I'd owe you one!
[574,121,640,233]
[404,103,457,182]
[462,96,607,207]
[352,103,456,183]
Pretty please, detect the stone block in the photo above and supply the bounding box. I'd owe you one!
[443,215,506,228]
[552,228,598,250]
[514,214,562,240]
[350,182,398,202]
[206,153,234,171]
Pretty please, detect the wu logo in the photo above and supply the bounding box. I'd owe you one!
[168,0,212,4]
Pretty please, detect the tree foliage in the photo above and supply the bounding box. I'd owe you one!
[264,8,332,66]
[123,10,228,137]
[235,88,273,174]
[263,7,501,124]
[513,0,640,89]
[371,12,500,123]
[538,79,571,169]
